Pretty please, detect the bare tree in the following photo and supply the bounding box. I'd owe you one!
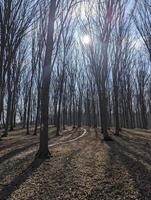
[36,0,57,158]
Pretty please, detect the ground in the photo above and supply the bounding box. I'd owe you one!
[0,127,151,200]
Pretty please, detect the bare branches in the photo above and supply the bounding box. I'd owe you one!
[134,0,151,60]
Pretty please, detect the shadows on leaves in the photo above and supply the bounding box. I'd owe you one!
[0,157,45,200]
[107,136,151,199]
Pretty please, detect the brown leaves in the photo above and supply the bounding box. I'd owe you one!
[0,128,151,199]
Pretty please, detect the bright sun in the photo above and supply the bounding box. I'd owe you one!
[81,35,91,45]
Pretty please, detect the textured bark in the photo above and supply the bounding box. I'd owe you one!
[36,0,57,158]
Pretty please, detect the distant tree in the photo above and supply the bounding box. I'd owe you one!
[0,0,39,136]
[134,1,151,61]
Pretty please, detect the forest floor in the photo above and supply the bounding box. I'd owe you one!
[0,127,151,199]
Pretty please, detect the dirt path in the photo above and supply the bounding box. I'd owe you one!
[0,128,151,199]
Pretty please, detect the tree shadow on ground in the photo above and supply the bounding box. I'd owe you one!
[0,129,57,165]
[0,142,38,165]
[0,157,45,200]
[0,130,90,200]
[46,136,93,199]
[107,136,151,199]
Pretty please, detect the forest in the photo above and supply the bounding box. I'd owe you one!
[0,0,151,199]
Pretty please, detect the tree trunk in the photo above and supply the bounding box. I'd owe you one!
[3,67,12,137]
[36,0,56,159]
[56,67,65,136]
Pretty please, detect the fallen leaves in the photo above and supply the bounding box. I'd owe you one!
[0,128,151,199]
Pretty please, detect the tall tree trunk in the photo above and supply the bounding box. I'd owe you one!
[23,93,28,129]
[3,67,12,137]
[78,95,82,128]
[26,74,34,135]
[62,81,67,130]
[34,83,41,135]
[36,0,56,159]
[113,87,120,135]
[56,66,65,136]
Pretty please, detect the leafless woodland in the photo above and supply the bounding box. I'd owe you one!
[0,0,151,199]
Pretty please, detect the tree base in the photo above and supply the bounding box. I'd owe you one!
[35,149,52,160]
[9,128,14,132]
[56,131,60,137]
[115,128,122,136]
[1,132,8,137]
[115,132,120,136]
[104,135,113,141]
